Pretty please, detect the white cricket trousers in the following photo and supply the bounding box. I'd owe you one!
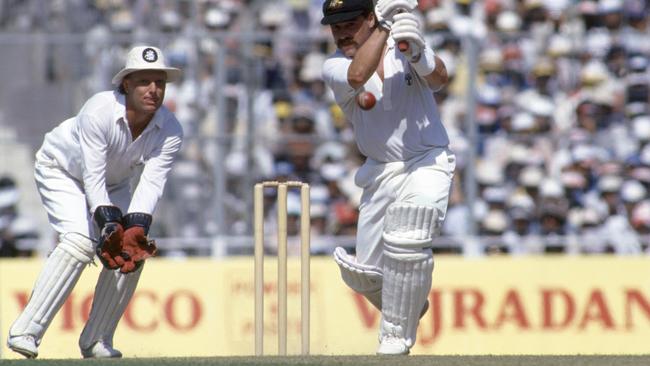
[353,147,455,268]
[34,151,131,238]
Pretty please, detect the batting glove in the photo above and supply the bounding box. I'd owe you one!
[391,12,425,62]
[375,0,417,30]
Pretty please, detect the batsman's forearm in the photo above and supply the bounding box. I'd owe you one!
[348,27,390,89]
[422,55,448,90]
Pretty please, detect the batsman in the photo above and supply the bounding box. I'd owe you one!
[321,0,455,355]
[6,46,183,359]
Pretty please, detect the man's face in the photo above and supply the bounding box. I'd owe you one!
[123,70,167,114]
[330,14,374,57]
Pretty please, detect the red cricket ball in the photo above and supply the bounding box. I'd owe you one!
[356,91,376,110]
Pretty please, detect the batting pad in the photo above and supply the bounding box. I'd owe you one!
[333,247,383,310]
[9,235,95,342]
[79,265,143,351]
[382,203,440,248]
[380,248,434,348]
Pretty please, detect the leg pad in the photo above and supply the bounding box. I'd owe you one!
[9,234,93,342]
[382,203,440,248]
[79,265,143,352]
[333,247,383,309]
[379,248,434,353]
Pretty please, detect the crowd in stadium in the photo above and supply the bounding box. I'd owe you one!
[0,0,649,256]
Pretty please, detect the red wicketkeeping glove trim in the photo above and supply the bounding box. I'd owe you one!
[120,226,157,273]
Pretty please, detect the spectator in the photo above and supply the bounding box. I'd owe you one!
[3,0,650,257]
[0,176,38,257]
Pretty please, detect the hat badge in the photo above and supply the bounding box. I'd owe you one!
[328,0,344,10]
[142,48,158,63]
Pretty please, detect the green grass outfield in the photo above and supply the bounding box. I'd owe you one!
[1,356,650,366]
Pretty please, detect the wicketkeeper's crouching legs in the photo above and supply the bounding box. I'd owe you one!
[377,202,437,355]
[78,265,143,358]
[78,210,153,358]
[7,233,95,359]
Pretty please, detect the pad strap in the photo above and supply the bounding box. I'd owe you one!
[59,233,96,263]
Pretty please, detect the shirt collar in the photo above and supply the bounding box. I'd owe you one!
[149,107,165,129]
[113,91,127,124]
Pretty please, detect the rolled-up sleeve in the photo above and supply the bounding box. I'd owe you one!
[128,129,183,214]
[79,114,112,212]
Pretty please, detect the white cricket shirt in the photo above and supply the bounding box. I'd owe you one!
[38,90,183,215]
[322,38,449,163]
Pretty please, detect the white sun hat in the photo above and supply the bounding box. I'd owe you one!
[112,46,182,85]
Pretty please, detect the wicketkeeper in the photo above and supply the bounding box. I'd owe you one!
[6,46,183,359]
[321,0,455,355]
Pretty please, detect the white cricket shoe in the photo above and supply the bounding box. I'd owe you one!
[81,341,123,358]
[376,335,410,355]
[7,334,38,359]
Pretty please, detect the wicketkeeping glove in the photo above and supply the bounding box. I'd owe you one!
[391,12,425,62]
[119,212,157,273]
[94,205,126,270]
[375,0,417,30]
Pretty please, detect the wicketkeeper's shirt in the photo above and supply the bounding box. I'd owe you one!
[322,37,449,163]
[38,90,183,215]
